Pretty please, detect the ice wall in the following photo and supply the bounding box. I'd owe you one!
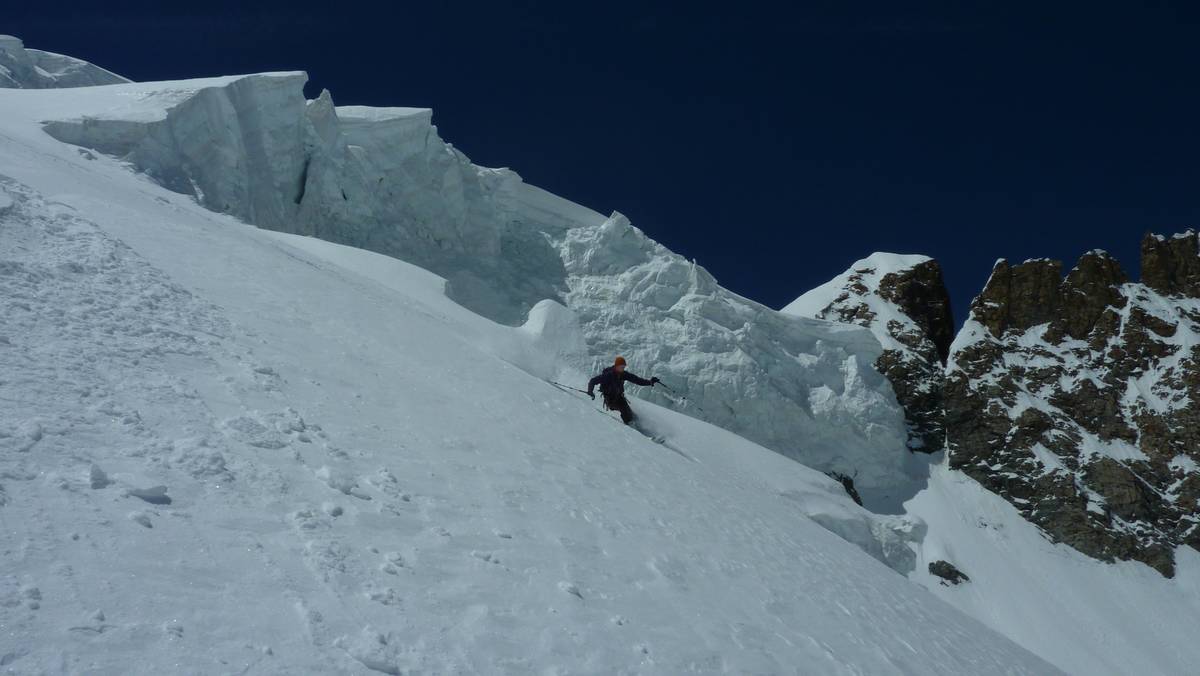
[0,35,130,89]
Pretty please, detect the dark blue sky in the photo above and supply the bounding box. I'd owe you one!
[10,2,1200,321]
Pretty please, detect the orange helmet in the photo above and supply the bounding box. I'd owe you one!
[614,356,627,367]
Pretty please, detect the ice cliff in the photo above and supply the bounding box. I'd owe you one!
[0,35,130,89]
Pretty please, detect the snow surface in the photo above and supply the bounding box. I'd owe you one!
[0,126,1059,673]
[5,71,925,512]
[908,460,1200,676]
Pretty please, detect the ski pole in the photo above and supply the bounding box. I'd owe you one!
[548,380,591,395]
[659,383,706,415]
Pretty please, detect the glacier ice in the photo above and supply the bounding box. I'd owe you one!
[0,35,130,89]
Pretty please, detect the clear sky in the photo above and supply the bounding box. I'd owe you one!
[9,2,1200,323]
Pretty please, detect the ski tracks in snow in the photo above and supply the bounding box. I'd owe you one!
[0,178,394,673]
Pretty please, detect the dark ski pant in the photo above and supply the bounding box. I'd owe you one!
[604,395,635,424]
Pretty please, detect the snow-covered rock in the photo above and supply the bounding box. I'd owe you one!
[25,70,920,511]
[0,35,129,89]
[944,244,1200,577]
[784,252,954,451]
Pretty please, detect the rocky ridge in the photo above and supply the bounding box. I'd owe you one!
[803,233,1200,576]
[945,234,1200,576]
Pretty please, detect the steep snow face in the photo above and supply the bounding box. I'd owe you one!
[0,155,1054,673]
[14,71,920,511]
[0,35,130,88]
[784,252,954,451]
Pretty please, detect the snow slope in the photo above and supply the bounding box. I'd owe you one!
[907,460,1200,675]
[13,71,923,511]
[793,254,1200,674]
[0,89,1058,673]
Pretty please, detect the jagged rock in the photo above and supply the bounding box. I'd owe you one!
[944,240,1200,577]
[876,261,955,362]
[827,472,864,507]
[928,560,969,585]
[1047,250,1129,342]
[1141,230,1200,297]
[972,259,1064,338]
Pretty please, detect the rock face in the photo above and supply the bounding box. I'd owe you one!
[33,71,923,511]
[1142,230,1200,297]
[797,237,1200,577]
[0,35,129,89]
[783,253,954,452]
[945,242,1200,577]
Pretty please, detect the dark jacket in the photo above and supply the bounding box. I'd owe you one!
[587,366,653,400]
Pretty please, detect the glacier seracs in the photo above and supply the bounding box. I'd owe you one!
[0,35,130,89]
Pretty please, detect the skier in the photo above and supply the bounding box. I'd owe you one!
[587,356,660,424]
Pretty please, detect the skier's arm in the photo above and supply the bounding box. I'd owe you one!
[623,372,654,387]
[586,374,602,396]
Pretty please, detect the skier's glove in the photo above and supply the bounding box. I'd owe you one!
[651,377,661,385]
[588,391,595,400]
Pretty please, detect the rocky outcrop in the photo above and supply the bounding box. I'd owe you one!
[0,35,129,88]
[783,254,954,452]
[945,243,1200,577]
[799,236,1200,577]
[1141,231,1200,297]
[876,260,956,362]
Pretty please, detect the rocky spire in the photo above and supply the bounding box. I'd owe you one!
[1141,230,1200,297]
